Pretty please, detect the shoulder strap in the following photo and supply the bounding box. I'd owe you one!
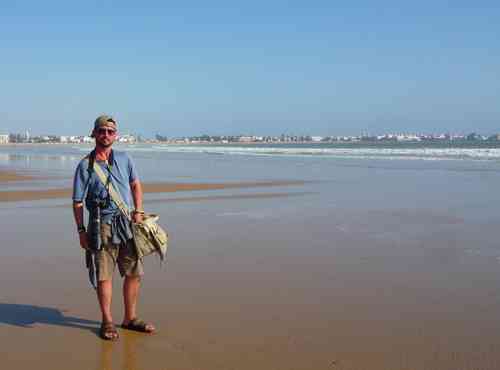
[92,159,131,220]
[85,149,113,173]
[85,150,95,175]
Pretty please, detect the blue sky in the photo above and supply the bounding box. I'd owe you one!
[1,1,499,137]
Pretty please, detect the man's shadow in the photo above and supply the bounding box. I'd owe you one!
[0,303,100,336]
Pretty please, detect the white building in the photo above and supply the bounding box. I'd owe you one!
[0,134,9,144]
[118,134,136,143]
[396,134,421,142]
[68,136,81,143]
[238,136,254,142]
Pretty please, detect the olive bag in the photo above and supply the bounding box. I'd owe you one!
[92,161,168,261]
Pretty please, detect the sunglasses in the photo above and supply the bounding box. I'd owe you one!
[97,128,117,136]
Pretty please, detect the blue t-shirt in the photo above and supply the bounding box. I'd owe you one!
[72,150,139,222]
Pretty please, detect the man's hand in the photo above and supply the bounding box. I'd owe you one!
[133,212,144,224]
[72,201,87,250]
[78,231,89,249]
[130,179,144,224]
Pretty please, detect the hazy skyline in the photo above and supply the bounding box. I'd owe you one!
[1,1,499,137]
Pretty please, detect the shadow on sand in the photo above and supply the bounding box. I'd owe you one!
[0,303,100,336]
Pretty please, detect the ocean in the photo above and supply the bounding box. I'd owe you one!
[3,141,500,163]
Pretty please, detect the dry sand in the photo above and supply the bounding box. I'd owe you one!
[0,168,306,202]
[0,170,35,182]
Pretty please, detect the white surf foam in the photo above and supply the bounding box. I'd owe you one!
[122,145,500,161]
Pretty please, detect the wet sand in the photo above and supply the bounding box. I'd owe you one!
[3,167,500,370]
[3,202,500,370]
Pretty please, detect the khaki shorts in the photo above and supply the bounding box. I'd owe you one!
[96,223,144,281]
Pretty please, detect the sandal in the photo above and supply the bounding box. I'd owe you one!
[100,322,119,341]
[121,318,155,333]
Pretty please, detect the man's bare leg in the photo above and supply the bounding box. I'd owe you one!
[97,279,118,339]
[122,276,155,332]
[98,280,113,322]
[123,276,139,322]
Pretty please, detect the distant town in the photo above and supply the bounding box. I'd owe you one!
[1,131,500,145]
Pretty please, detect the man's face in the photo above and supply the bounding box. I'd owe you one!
[94,125,117,148]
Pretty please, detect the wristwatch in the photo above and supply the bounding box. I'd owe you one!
[77,225,86,233]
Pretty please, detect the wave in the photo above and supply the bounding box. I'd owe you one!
[119,145,500,161]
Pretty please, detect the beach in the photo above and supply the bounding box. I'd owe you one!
[2,144,500,370]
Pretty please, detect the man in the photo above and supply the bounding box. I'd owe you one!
[72,115,155,340]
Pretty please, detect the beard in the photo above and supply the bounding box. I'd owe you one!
[96,137,114,148]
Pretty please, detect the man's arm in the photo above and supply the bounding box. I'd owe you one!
[130,179,144,223]
[73,201,88,249]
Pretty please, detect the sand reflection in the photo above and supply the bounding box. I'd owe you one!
[99,341,114,370]
[98,331,140,370]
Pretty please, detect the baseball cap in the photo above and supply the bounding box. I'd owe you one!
[91,115,117,137]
